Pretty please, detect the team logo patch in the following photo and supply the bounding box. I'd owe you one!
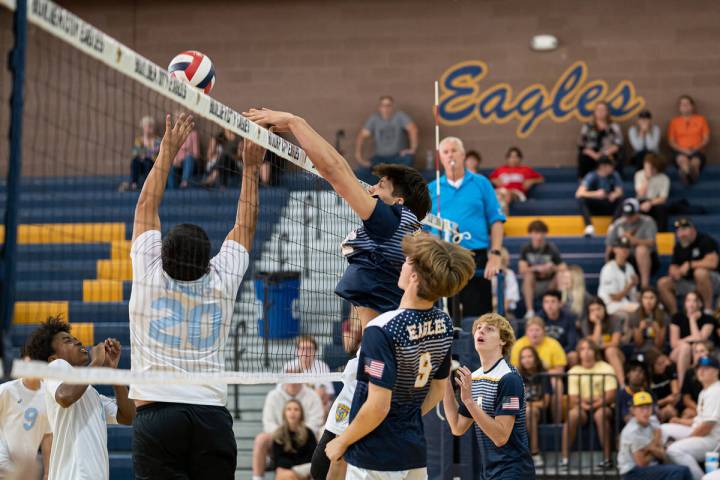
[335,403,350,423]
[501,396,520,410]
[364,359,385,379]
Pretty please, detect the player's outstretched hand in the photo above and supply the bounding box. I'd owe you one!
[243,108,294,131]
[324,436,347,463]
[242,139,266,168]
[455,366,473,405]
[103,338,122,369]
[161,113,194,156]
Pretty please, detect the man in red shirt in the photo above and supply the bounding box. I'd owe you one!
[489,147,544,215]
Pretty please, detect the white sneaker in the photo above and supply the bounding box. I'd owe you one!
[532,454,544,467]
[583,225,595,237]
[524,309,535,320]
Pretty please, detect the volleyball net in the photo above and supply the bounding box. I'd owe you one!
[0,0,461,387]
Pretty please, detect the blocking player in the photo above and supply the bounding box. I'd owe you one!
[129,113,265,479]
[443,313,535,479]
[323,233,476,479]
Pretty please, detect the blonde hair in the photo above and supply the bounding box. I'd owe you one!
[272,399,309,454]
[402,233,475,301]
[525,316,545,330]
[561,265,586,318]
[471,313,516,357]
[140,116,155,129]
[439,136,465,154]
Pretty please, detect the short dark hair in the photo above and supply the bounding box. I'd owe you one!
[543,289,562,301]
[23,316,71,362]
[506,147,523,159]
[379,95,394,103]
[528,219,548,233]
[465,150,482,162]
[372,164,431,220]
[679,94,695,107]
[161,224,211,281]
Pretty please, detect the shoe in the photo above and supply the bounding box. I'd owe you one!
[597,459,613,469]
[532,454,544,467]
[583,225,595,238]
[558,458,569,469]
[524,309,535,320]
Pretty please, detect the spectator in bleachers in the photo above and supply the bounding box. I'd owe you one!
[577,101,624,179]
[517,346,552,468]
[491,247,519,318]
[119,115,161,191]
[679,340,713,420]
[167,121,199,189]
[271,399,317,480]
[202,129,241,188]
[669,291,718,388]
[519,220,566,319]
[558,264,592,325]
[354,95,418,168]
[252,372,324,480]
[539,290,579,365]
[283,336,334,413]
[661,355,720,480]
[646,348,680,422]
[628,110,661,171]
[628,287,668,354]
[617,361,651,426]
[465,149,482,174]
[489,147,544,215]
[658,218,720,315]
[581,297,625,382]
[606,198,659,289]
[668,95,710,185]
[561,338,617,468]
[635,153,671,231]
[598,236,640,316]
[618,392,692,480]
[576,157,624,237]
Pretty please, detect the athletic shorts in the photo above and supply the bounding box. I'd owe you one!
[133,402,236,480]
[335,262,402,313]
[346,464,428,480]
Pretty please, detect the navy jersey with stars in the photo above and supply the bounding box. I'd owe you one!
[458,358,535,479]
[344,307,453,471]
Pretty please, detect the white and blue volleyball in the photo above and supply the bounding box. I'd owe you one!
[168,50,216,94]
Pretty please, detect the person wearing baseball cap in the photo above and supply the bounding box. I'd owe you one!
[605,198,659,289]
[658,217,720,315]
[661,356,720,479]
[576,157,624,237]
[618,391,692,479]
[598,235,640,316]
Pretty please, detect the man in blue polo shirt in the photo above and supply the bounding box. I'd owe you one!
[428,137,506,321]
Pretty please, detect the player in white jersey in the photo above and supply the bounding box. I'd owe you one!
[0,372,52,478]
[128,113,265,479]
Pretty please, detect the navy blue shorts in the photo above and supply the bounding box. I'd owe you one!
[335,261,402,313]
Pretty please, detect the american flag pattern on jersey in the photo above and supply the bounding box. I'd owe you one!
[341,204,420,269]
[364,359,385,379]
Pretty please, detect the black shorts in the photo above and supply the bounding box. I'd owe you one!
[310,430,337,480]
[133,402,236,480]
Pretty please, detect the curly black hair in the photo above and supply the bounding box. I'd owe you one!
[23,316,71,362]
[372,164,431,220]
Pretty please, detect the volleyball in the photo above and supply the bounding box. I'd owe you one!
[168,50,216,94]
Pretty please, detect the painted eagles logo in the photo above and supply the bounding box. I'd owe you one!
[335,403,350,423]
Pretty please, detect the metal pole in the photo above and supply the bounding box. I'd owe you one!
[1,0,27,379]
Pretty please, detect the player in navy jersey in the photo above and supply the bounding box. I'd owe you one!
[320,233,475,479]
[443,313,535,479]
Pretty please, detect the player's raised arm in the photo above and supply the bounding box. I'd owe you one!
[225,139,265,251]
[243,108,377,220]
[132,113,194,242]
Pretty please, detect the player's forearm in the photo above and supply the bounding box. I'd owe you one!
[41,433,52,477]
[462,400,509,447]
[442,382,465,433]
[336,399,389,448]
[113,385,136,425]
[288,116,353,181]
[421,378,447,416]
[136,143,173,212]
[233,165,260,250]
[55,383,91,408]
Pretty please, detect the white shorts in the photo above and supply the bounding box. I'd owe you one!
[324,357,358,435]
[346,464,427,480]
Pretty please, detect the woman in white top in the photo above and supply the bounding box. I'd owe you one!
[628,110,661,170]
[598,237,639,316]
[634,153,670,231]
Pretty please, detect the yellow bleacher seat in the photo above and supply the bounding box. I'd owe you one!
[13,301,69,324]
[69,323,94,346]
[97,259,133,281]
[83,279,123,302]
[0,223,126,244]
[111,240,132,260]
[657,232,675,255]
[504,216,612,237]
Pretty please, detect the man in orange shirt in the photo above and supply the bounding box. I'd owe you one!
[667,95,710,185]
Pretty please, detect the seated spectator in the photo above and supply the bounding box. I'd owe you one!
[202,129,241,188]
[669,291,717,388]
[628,110,661,171]
[557,264,592,325]
[618,392,692,480]
[577,101,624,179]
[679,341,713,420]
[489,147,544,215]
[628,287,668,354]
[581,297,625,382]
[517,346,552,468]
[576,158,624,237]
[168,122,199,189]
[562,338,617,468]
[252,372,324,480]
[646,348,680,422]
[539,290,580,365]
[491,247,520,318]
[635,153,671,231]
[606,198,659,289]
[271,400,318,480]
[658,218,720,315]
[667,95,710,185]
[119,115,161,191]
[661,356,720,480]
[355,95,418,168]
[283,335,334,412]
[598,236,640,316]
[617,361,652,426]
[519,220,566,319]
[465,149,482,174]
